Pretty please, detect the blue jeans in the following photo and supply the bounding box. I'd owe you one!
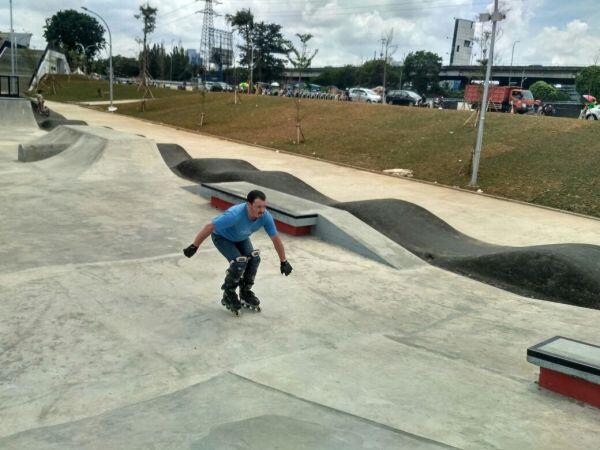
[211,233,255,262]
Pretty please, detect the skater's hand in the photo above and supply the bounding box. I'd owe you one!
[280,260,293,276]
[183,244,198,258]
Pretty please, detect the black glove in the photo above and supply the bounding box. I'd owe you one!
[280,260,293,276]
[183,244,198,258]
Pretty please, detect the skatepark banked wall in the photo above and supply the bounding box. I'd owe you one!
[157,144,600,310]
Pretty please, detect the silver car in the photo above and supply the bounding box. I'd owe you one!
[349,88,382,103]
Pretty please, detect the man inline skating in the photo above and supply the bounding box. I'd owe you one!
[183,190,293,315]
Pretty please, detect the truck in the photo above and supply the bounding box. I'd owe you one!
[464,84,537,113]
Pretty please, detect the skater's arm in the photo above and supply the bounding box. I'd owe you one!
[193,223,215,247]
[271,235,287,262]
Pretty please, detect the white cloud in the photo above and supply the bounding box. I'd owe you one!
[525,20,600,65]
[0,0,598,67]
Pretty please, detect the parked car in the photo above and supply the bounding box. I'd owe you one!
[386,90,422,106]
[349,88,382,103]
[585,105,599,120]
[216,82,233,92]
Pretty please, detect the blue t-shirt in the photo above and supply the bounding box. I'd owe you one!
[212,203,278,242]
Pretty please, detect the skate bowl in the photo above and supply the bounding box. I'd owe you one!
[22,125,172,180]
[157,146,600,309]
[18,125,88,162]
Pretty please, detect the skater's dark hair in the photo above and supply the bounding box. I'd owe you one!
[247,190,266,204]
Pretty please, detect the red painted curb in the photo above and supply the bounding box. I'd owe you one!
[539,367,600,408]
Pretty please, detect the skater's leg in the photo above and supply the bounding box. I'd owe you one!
[211,234,246,312]
[236,239,261,309]
[211,234,243,262]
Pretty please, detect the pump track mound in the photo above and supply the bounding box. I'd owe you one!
[157,144,600,309]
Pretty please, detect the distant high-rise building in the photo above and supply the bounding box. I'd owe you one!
[186,49,202,66]
[450,19,474,66]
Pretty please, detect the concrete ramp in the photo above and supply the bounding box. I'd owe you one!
[26,125,173,180]
[0,97,38,130]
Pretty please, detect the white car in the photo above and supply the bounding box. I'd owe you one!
[585,105,599,120]
[349,88,382,103]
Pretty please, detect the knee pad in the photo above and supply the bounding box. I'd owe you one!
[229,256,248,277]
[247,250,261,266]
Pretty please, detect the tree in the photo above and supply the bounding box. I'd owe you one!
[286,34,319,144]
[576,66,600,99]
[529,81,568,102]
[227,9,254,89]
[43,9,105,71]
[356,60,400,89]
[286,33,319,82]
[92,55,139,78]
[135,2,158,100]
[402,50,442,94]
[251,22,288,82]
[314,65,359,89]
[380,28,397,103]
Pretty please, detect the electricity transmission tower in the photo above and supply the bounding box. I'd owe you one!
[198,0,220,73]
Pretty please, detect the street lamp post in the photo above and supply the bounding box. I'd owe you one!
[508,40,520,86]
[9,0,17,93]
[81,7,115,112]
[76,43,96,74]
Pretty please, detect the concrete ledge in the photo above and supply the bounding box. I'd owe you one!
[197,181,424,270]
[527,336,600,408]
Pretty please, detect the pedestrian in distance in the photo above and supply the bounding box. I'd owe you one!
[183,190,293,316]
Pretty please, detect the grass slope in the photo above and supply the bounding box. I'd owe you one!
[38,75,192,103]
[50,79,595,217]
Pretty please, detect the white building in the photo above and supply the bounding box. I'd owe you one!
[450,19,475,66]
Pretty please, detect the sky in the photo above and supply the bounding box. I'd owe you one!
[1,0,599,67]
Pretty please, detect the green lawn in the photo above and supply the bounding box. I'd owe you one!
[53,79,598,218]
[38,74,193,102]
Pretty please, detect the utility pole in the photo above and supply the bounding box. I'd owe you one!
[470,0,504,187]
[508,40,520,86]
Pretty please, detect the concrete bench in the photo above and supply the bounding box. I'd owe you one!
[527,336,600,408]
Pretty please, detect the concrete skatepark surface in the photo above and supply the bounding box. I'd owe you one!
[157,149,600,308]
[1,99,600,449]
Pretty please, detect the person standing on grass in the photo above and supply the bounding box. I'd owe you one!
[183,190,293,315]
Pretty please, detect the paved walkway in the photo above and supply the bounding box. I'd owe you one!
[47,101,600,247]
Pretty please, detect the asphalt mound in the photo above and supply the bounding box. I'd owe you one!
[155,147,600,309]
[156,146,334,204]
[335,199,600,308]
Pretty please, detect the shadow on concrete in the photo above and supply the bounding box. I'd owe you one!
[30,100,87,130]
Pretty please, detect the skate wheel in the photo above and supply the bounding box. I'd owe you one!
[233,309,239,316]
[256,306,261,312]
